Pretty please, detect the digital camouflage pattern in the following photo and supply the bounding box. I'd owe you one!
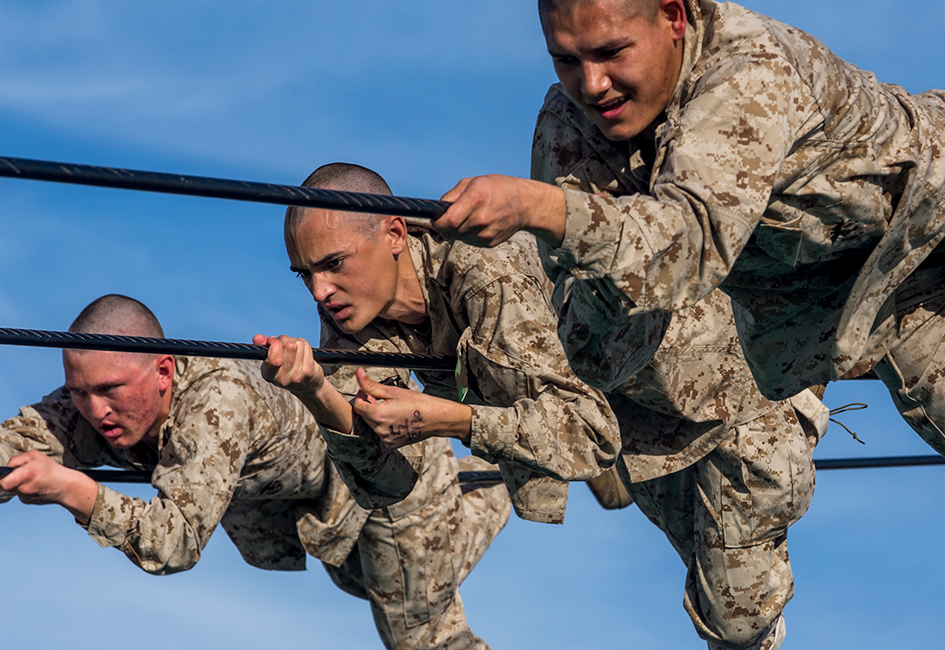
[318,225,621,524]
[0,356,510,650]
[534,0,945,407]
[530,35,832,643]
[625,400,818,650]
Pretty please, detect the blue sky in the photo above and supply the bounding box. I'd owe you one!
[1,1,944,648]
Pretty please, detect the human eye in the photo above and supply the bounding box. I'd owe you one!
[325,258,343,271]
[294,269,311,280]
[552,54,578,66]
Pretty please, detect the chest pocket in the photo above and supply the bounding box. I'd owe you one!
[761,139,893,266]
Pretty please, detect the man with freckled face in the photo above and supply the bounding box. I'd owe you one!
[256,161,621,527]
[0,294,511,650]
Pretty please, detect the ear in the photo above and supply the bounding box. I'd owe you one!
[660,0,687,41]
[155,355,175,393]
[387,216,409,255]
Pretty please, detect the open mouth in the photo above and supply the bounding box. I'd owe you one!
[100,423,122,438]
[327,304,351,320]
[591,96,629,119]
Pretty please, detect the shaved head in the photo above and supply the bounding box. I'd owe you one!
[69,294,164,338]
[539,0,662,29]
[285,163,392,241]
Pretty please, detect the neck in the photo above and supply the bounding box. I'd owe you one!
[142,377,174,449]
[380,244,428,325]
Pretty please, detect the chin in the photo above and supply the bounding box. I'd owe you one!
[336,319,363,335]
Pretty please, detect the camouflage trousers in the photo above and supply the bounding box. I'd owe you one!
[325,451,510,650]
[870,260,945,457]
[622,400,816,650]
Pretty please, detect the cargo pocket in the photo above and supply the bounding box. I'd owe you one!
[716,402,815,548]
[388,487,461,628]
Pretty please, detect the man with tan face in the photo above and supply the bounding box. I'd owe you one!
[256,162,621,527]
[432,0,945,466]
[0,294,511,650]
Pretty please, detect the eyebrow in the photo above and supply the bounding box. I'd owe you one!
[548,36,631,57]
[290,250,345,273]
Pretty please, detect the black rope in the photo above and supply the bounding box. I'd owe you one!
[4,458,943,487]
[813,455,945,470]
[0,328,456,371]
[0,467,152,483]
[0,155,450,218]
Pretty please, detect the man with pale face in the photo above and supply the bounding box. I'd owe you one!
[256,162,621,527]
[433,0,945,472]
[0,294,511,650]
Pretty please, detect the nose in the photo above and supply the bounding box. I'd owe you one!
[582,61,611,98]
[87,394,111,421]
[309,274,335,304]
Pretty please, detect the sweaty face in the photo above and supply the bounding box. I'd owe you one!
[544,0,686,141]
[286,210,400,334]
[63,350,170,450]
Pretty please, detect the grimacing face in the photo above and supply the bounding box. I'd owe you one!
[286,209,404,335]
[63,350,173,450]
[544,0,687,141]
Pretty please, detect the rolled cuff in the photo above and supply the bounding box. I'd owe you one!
[468,405,518,465]
[86,484,136,548]
[320,422,419,508]
[554,189,623,277]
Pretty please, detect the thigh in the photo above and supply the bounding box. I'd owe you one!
[688,402,813,647]
[455,455,510,584]
[625,462,697,561]
[710,402,815,549]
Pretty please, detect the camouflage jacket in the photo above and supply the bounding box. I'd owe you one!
[534,0,945,400]
[318,226,620,524]
[533,110,810,480]
[0,357,368,574]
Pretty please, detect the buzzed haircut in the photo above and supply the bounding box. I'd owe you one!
[69,294,165,338]
[538,0,661,29]
[285,163,392,239]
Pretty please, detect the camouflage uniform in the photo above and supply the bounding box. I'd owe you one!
[534,0,945,454]
[533,54,831,648]
[317,227,621,524]
[0,356,510,650]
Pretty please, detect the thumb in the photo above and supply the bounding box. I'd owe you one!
[356,368,394,399]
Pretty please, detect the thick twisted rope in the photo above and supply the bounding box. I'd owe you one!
[0,328,456,371]
[0,155,450,218]
[3,457,943,486]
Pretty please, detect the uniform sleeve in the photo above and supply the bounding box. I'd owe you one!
[544,53,806,313]
[318,318,422,509]
[85,372,261,575]
[462,270,620,481]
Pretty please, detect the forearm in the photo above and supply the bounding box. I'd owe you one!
[57,471,99,525]
[296,380,355,434]
[522,180,567,248]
